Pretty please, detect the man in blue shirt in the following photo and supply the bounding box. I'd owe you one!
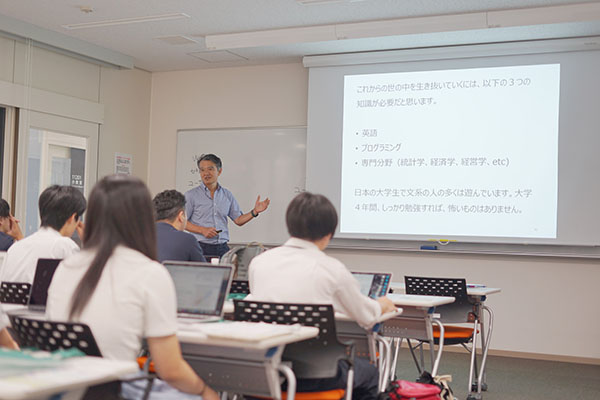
[153,190,206,263]
[184,154,270,258]
[0,199,23,251]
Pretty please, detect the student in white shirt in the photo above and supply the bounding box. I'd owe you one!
[0,185,85,283]
[248,192,396,400]
[47,175,218,400]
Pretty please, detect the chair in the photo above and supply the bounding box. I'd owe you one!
[220,242,265,280]
[0,281,31,304]
[230,279,250,295]
[234,300,355,400]
[9,315,154,400]
[404,276,492,399]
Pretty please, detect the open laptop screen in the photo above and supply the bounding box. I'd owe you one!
[163,261,233,317]
[352,272,392,299]
[29,258,61,309]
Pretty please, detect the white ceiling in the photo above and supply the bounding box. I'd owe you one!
[1,0,600,71]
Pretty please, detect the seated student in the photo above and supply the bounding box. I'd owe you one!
[0,305,18,349]
[153,190,206,263]
[0,185,85,284]
[47,175,218,400]
[0,199,23,251]
[247,192,396,400]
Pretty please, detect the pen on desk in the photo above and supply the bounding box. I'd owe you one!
[420,245,438,250]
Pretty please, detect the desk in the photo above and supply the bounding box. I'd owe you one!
[389,283,501,400]
[0,356,138,400]
[334,310,402,392]
[382,294,455,379]
[178,321,318,400]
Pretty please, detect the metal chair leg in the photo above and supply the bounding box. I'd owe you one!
[277,364,296,400]
[406,338,423,375]
[345,365,354,400]
[430,319,444,377]
[391,338,401,381]
[476,306,494,393]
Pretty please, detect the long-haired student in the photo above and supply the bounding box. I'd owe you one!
[47,175,218,400]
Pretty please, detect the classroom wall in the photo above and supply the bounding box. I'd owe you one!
[98,67,151,180]
[0,36,151,181]
[149,62,600,362]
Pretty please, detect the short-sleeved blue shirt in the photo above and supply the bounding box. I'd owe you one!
[184,183,243,244]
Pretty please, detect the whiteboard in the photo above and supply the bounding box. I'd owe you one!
[176,127,306,245]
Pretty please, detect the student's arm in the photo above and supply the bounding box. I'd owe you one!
[0,328,18,349]
[147,335,218,399]
[233,195,270,226]
[185,221,218,238]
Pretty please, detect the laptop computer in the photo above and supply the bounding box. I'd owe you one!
[352,272,392,299]
[163,261,233,322]
[28,258,62,312]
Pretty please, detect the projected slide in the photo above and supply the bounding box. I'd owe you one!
[341,64,560,239]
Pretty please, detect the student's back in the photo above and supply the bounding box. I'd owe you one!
[0,186,85,284]
[47,246,176,360]
[0,227,78,283]
[248,237,381,328]
[45,175,218,400]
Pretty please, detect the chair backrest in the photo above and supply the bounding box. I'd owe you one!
[9,315,102,356]
[220,243,265,280]
[230,279,250,295]
[405,276,467,298]
[234,300,348,379]
[405,276,472,322]
[0,281,31,304]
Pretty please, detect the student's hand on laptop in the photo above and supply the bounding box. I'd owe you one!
[376,296,396,314]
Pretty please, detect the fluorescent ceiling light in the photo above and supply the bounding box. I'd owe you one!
[62,13,190,30]
[487,3,600,28]
[297,0,366,4]
[155,35,198,45]
[206,2,600,51]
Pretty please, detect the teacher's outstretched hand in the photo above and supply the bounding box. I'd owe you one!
[253,195,270,215]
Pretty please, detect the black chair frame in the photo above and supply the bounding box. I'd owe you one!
[234,300,355,399]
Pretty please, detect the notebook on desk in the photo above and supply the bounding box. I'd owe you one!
[28,258,61,312]
[352,272,392,299]
[163,261,233,323]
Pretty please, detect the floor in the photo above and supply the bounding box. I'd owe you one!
[392,348,600,400]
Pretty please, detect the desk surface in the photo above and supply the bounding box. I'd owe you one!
[335,309,403,323]
[386,293,455,307]
[389,282,502,297]
[177,321,318,350]
[0,356,138,400]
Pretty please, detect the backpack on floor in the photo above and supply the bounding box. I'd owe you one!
[416,371,456,400]
[378,379,441,400]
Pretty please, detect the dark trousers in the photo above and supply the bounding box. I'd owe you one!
[292,357,379,400]
[198,242,230,259]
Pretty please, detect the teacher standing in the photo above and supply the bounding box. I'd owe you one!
[184,154,270,258]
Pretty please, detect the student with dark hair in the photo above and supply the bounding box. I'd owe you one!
[0,185,85,283]
[247,192,396,400]
[184,153,270,258]
[46,175,218,400]
[153,189,206,263]
[0,198,23,251]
